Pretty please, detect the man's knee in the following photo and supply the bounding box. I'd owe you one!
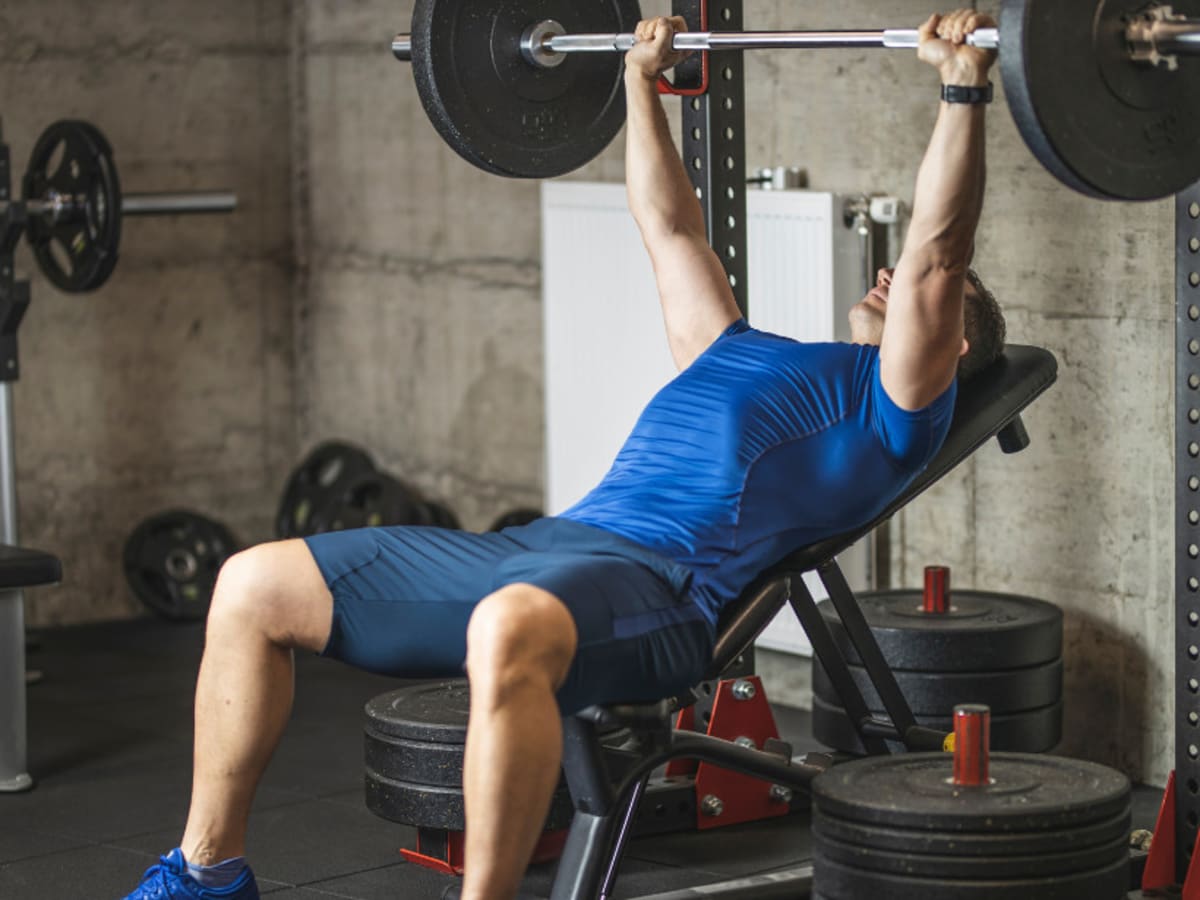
[208,540,331,651]
[466,584,578,694]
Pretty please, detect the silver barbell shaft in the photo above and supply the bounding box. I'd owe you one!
[120,192,238,216]
[550,28,998,52]
[390,28,997,61]
[22,191,237,219]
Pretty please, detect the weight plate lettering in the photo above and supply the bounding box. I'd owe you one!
[999,0,1200,200]
[409,0,641,177]
[23,120,122,293]
[123,510,239,620]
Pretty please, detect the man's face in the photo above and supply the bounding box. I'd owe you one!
[848,268,893,346]
[848,267,976,346]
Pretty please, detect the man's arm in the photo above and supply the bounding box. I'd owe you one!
[881,10,998,410]
[625,17,742,371]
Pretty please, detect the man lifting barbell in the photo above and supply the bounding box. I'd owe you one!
[120,10,1005,900]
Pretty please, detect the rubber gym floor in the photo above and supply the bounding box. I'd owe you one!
[0,618,1166,899]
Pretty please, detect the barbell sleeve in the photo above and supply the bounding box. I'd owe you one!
[393,35,412,61]
[120,192,238,216]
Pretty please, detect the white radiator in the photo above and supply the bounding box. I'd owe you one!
[542,182,872,656]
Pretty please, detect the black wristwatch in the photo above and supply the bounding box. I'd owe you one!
[941,82,993,104]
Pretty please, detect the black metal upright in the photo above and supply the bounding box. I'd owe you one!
[672,0,748,318]
[1178,182,1200,881]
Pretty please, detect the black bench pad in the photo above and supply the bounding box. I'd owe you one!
[709,344,1058,674]
[0,543,62,589]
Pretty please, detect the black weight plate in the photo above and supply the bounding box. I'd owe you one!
[365,765,579,831]
[813,806,1131,858]
[366,680,472,744]
[23,120,123,293]
[811,657,1062,715]
[812,694,1062,755]
[424,500,461,530]
[811,751,1130,832]
[123,509,239,621]
[314,470,421,532]
[818,590,1062,671]
[814,828,1129,879]
[812,853,1128,900]
[999,0,1200,201]
[489,507,544,531]
[276,441,376,538]
[410,0,641,177]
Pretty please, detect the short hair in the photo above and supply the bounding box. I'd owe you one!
[960,268,1006,380]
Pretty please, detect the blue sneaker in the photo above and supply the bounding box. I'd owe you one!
[121,849,260,899]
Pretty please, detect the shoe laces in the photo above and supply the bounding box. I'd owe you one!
[130,855,180,900]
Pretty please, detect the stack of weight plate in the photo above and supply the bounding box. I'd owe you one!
[364,680,630,832]
[812,571,1063,753]
[811,751,1132,899]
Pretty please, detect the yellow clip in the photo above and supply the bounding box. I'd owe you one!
[943,733,956,753]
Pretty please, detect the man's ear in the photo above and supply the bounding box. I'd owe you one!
[960,337,970,359]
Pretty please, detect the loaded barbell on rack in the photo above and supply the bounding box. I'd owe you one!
[1,119,237,293]
[389,0,1200,201]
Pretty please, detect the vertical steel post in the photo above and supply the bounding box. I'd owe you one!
[1177,184,1200,879]
[0,122,28,791]
[674,0,748,318]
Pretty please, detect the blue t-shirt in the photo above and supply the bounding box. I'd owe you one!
[562,320,956,625]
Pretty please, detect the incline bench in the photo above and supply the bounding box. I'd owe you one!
[546,344,1058,900]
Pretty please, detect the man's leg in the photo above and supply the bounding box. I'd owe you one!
[179,540,333,865]
[460,584,578,900]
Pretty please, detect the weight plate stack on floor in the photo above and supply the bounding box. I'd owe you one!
[364,680,630,830]
[276,441,377,538]
[123,510,239,621]
[312,470,423,532]
[812,567,1064,753]
[811,706,1132,900]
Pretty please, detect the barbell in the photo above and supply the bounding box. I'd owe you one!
[4,120,237,293]
[389,0,1200,201]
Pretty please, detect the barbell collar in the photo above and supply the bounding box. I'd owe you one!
[393,35,412,61]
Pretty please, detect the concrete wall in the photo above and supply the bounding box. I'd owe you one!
[0,0,297,624]
[298,0,1176,784]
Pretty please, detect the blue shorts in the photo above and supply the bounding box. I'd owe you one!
[303,517,715,715]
